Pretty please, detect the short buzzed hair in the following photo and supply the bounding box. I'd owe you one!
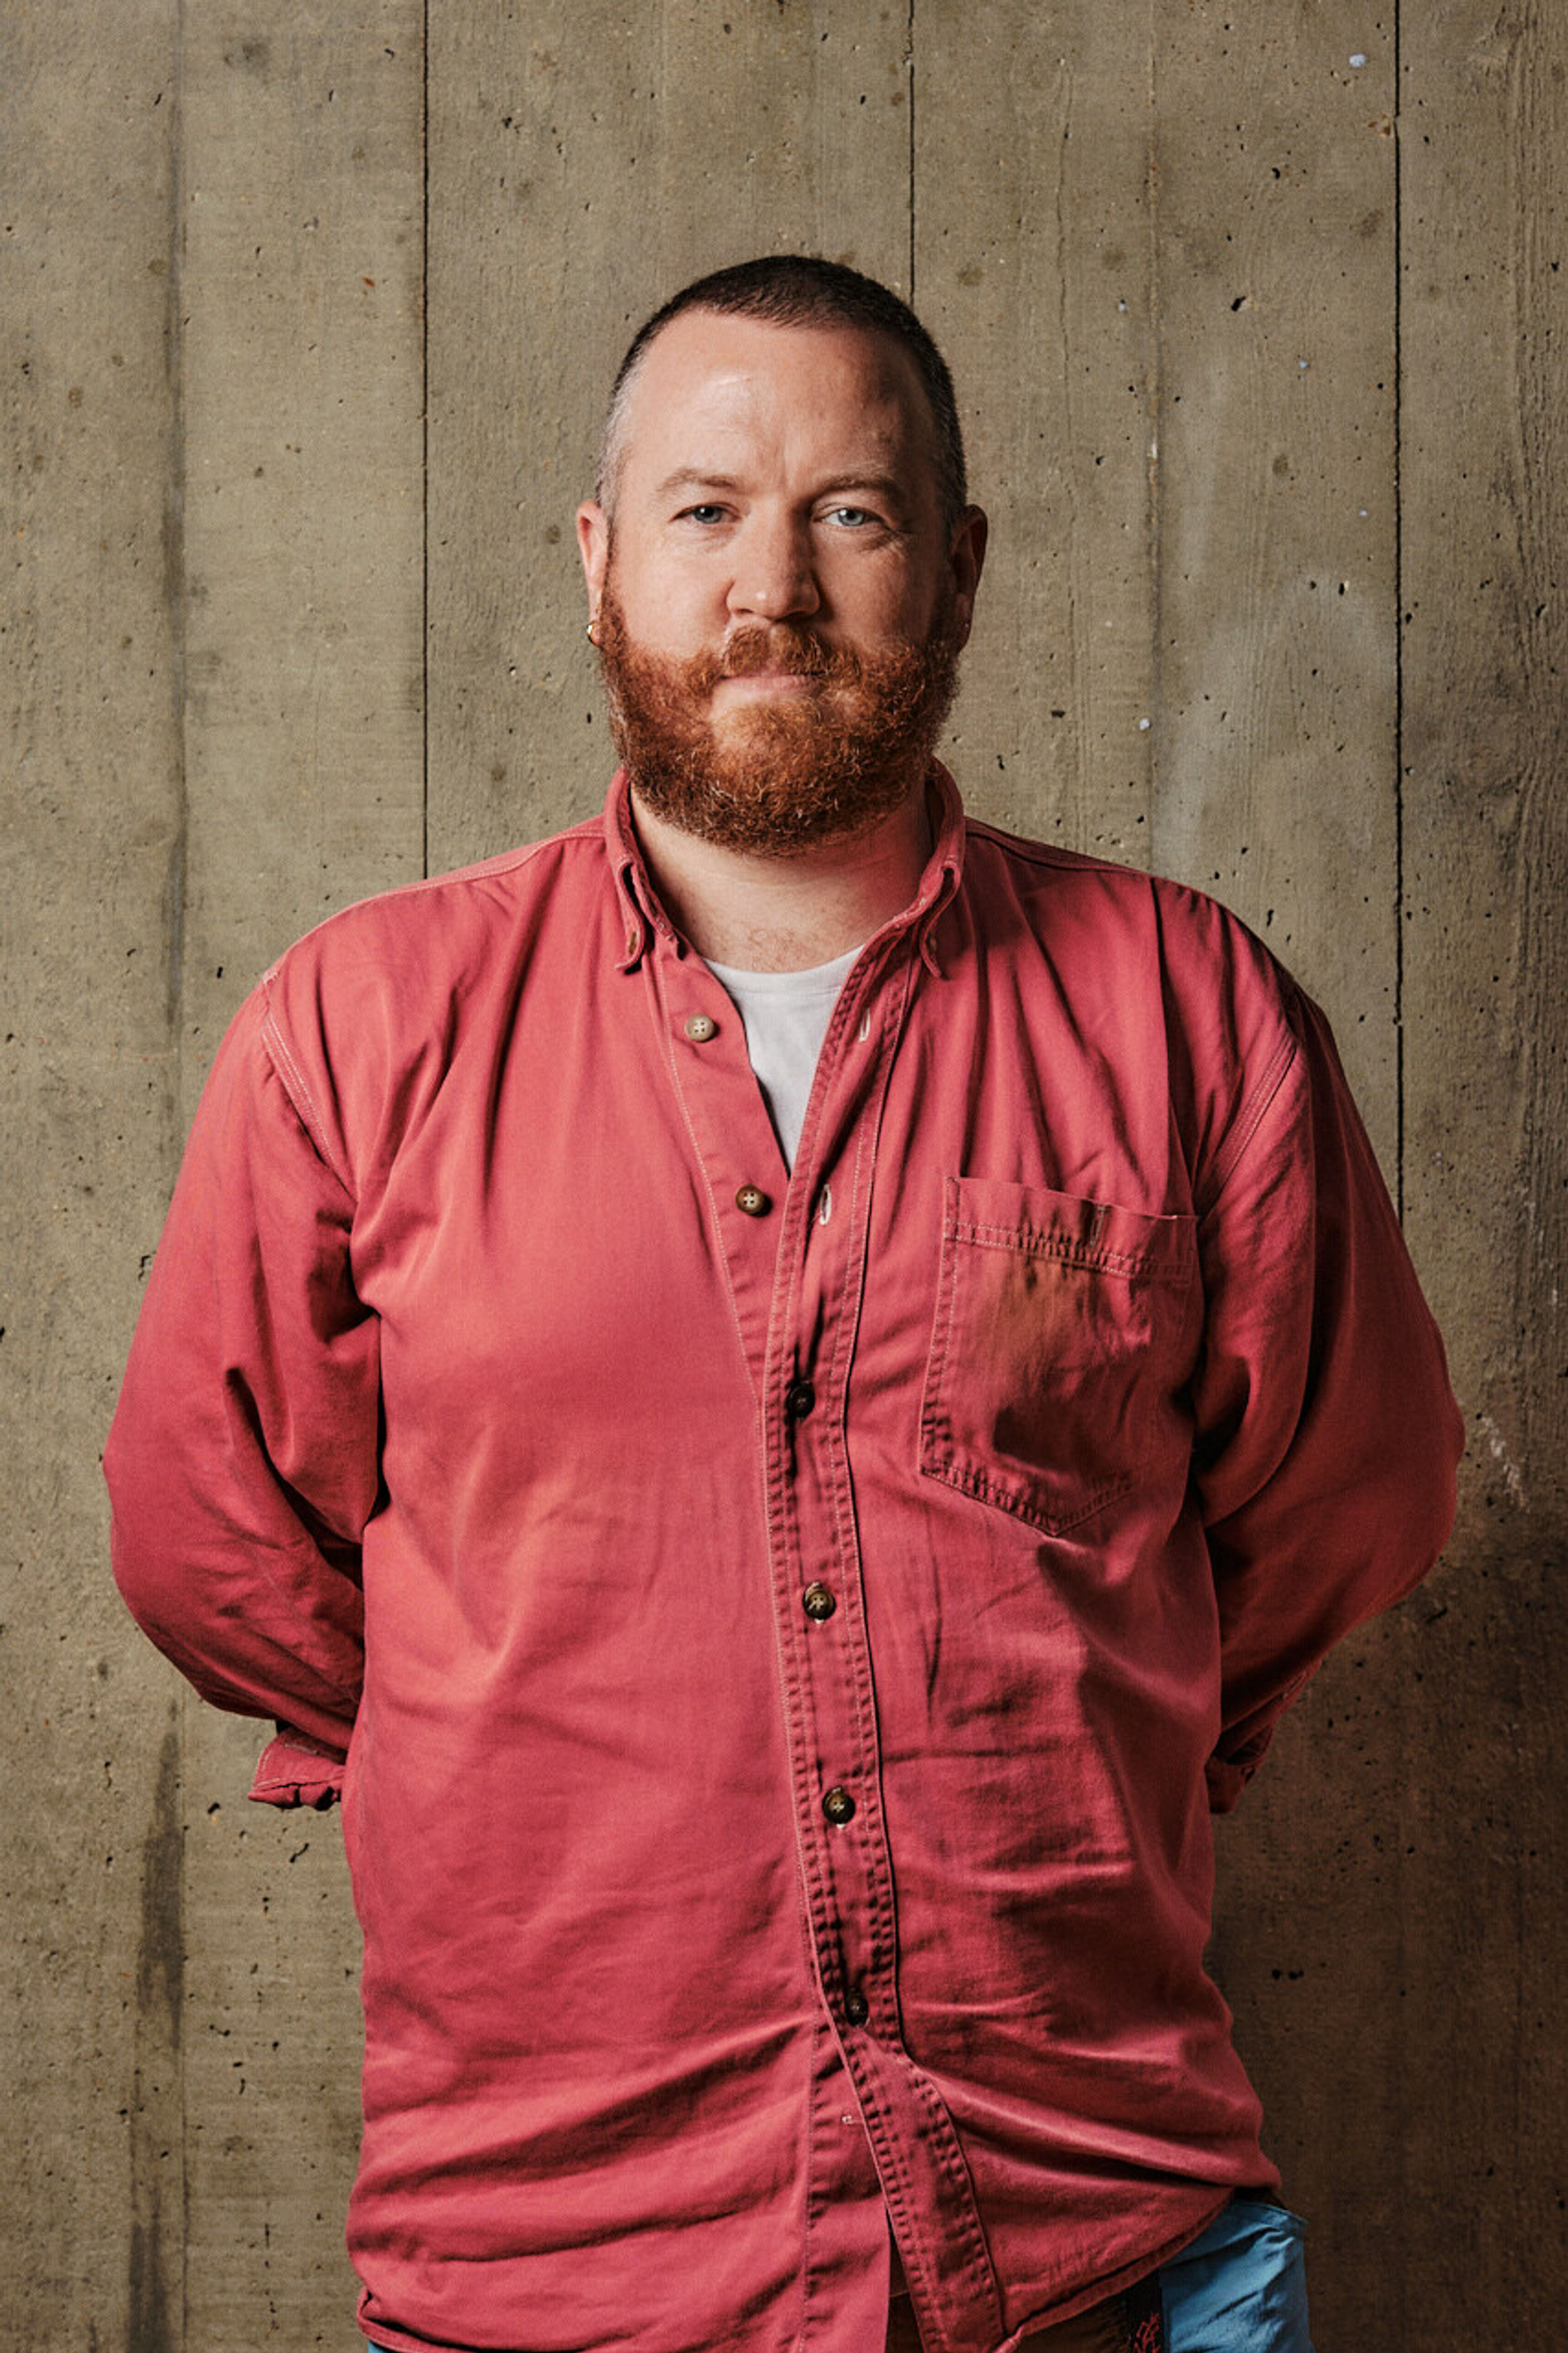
[596,255,969,531]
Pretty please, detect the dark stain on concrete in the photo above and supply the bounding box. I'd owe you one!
[127,2199,172,2353]
[128,1708,183,2353]
[162,829,185,1040]
[137,1715,184,2049]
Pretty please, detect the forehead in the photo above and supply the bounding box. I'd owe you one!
[614,309,940,498]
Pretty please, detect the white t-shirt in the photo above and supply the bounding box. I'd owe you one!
[705,944,862,1171]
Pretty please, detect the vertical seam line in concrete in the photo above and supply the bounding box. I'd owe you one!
[1146,9,1162,812]
[167,6,191,2340]
[165,3,189,1092]
[1393,0,1406,1224]
[421,0,431,880]
[906,0,916,297]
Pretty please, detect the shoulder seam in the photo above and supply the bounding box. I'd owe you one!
[1199,1024,1300,1216]
[963,818,1143,879]
[378,819,603,908]
[257,980,356,1201]
[267,819,607,961]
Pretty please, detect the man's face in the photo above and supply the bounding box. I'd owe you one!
[576,310,985,854]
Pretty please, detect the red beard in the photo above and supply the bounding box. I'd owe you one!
[595,587,961,854]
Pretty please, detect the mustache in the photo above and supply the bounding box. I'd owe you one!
[693,625,864,691]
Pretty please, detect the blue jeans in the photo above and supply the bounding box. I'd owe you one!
[1162,2193,1313,2351]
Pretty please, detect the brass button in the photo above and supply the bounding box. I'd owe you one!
[684,1013,718,1043]
[785,1378,816,1420]
[736,1182,770,1217]
[844,1987,870,2027]
[822,1785,856,1825]
[802,1582,836,1622]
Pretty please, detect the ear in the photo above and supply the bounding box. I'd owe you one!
[577,501,610,615]
[948,506,988,645]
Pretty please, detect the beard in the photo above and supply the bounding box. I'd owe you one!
[593,582,962,854]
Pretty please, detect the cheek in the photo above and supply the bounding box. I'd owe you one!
[612,559,725,654]
[820,549,941,642]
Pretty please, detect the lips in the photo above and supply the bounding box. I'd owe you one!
[716,669,820,694]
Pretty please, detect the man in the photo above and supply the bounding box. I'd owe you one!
[107,257,1462,2353]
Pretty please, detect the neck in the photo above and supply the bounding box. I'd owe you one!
[629,782,933,971]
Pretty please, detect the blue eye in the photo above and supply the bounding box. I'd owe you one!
[681,504,726,525]
[824,506,873,528]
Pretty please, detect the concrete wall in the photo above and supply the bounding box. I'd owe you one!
[3,4,1562,2345]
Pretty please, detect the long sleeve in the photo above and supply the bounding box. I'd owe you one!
[1190,983,1464,1811]
[105,984,381,1803]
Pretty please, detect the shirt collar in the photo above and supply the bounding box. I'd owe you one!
[604,762,968,977]
[605,770,676,971]
[908,762,966,974]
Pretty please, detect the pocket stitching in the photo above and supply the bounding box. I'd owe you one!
[953,1216,1192,1284]
[919,1178,1192,1539]
[934,1448,1137,1538]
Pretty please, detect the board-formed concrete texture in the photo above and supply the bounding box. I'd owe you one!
[4,4,1562,2345]
[171,11,424,2341]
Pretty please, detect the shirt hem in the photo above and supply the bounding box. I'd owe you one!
[995,2187,1235,2348]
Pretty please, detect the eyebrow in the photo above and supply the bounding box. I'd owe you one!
[813,472,911,515]
[652,470,744,500]
[651,466,913,519]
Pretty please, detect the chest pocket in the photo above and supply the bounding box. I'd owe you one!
[919,1176,1200,1537]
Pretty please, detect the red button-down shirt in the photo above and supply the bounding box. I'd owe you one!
[107,769,1461,2353]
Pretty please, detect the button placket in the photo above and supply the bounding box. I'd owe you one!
[686,873,998,2345]
[650,952,792,1383]
[759,974,901,2073]
[742,937,980,2320]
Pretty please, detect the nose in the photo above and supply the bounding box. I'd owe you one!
[726,509,821,625]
